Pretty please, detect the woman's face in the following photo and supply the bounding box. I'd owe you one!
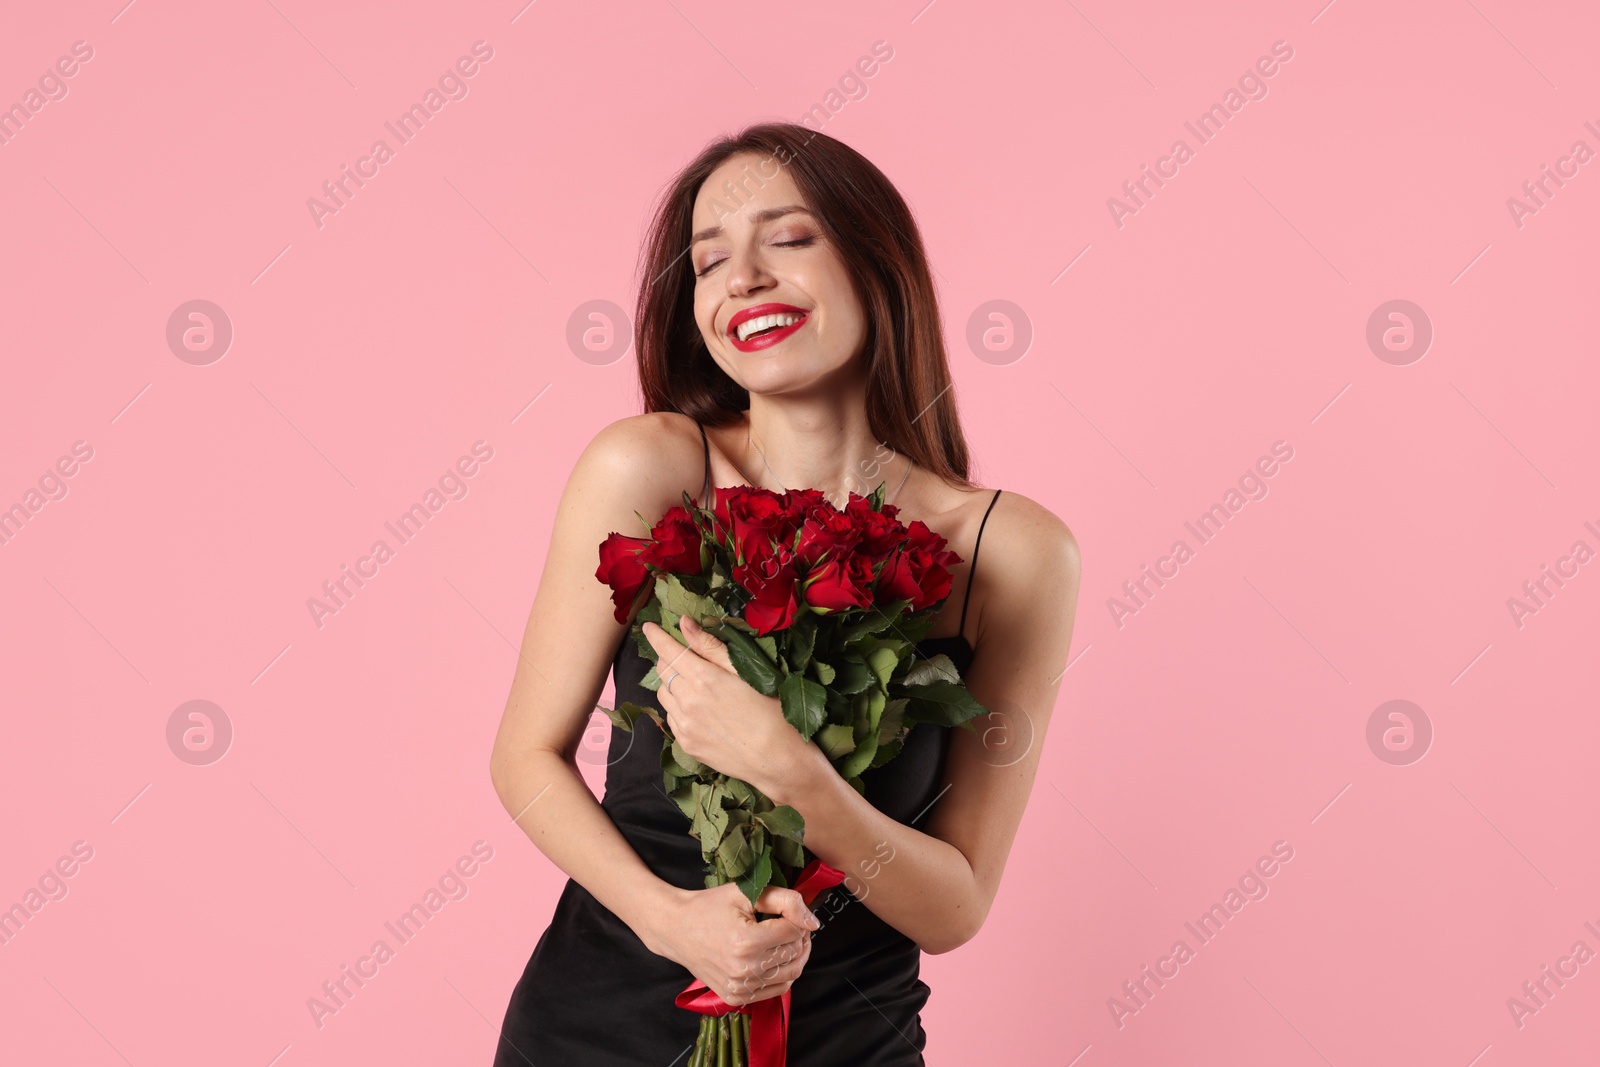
[689,152,868,398]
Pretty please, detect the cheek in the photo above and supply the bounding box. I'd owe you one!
[693,295,716,340]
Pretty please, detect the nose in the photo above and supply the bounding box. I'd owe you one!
[723,241,776,299]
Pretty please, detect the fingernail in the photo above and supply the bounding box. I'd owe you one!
[805,910,820,929]
[681,616,698,631]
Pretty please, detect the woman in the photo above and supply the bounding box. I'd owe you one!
[488,122,1081,1065]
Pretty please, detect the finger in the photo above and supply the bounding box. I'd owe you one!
[754,886,820,934]
[732,941,806,1002]
[679,616,737,674]
[642,621,699,679]
[749,932,809,982]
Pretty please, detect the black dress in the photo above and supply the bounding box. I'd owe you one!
[494,423,1003,1066]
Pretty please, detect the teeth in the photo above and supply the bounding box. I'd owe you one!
[735,312,805,342]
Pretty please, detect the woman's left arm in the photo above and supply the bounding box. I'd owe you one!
[768,498,1081,955]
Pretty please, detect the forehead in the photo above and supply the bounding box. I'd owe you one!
[690,152,807,228]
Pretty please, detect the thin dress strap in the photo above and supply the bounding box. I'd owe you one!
[958,489,1002,644]
[697,420,712,508]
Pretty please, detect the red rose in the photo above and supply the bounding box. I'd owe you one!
[844,494,905,559]
[873,549,923,606]
[727,489,792,565]
[803,555,876,612]
[596,533,653,624]
[640,506,703,576]
[902,520,963,610]
[734,541,800,635]
[795,508,862,567]
[779,487,828,527]
[708,484,760,536]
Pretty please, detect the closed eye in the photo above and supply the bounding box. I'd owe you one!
[694,236,817,278]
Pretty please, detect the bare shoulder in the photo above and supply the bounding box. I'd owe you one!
[976,487,1081,574]
[967,487,1082,634]
[570,411,705,516]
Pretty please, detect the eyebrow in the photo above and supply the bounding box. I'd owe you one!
[690,205,813,246]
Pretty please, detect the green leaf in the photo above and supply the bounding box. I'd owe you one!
[754,634,778,662]
[840,600,912,642]
[815,723,856,761]
[774,834,804,871]
[778,671,828,742]
[717,823,752,880]
[602,700,662,733]
[706,612,755,635]
[691,802,717,858]
[902,680,989,728]
[787,616,817,673]
[657,575,718,629]
[863,689,887,738]
[812,660,837,685]
[671,738,709,776]
[669,782,698,821]
[662,744,697,779]
[754,805,807,843]
[830,655,875,695]
[877,698,907,746]
[903,652,961,688]
[706,620,781,696]
[628,611,666,671]
[836,731,878,779]
[868,738,903,769]
[698,782,729,845]
[866,646,900,688]
[735,846,773,906]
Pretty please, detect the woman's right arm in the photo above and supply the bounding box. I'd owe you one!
[488,414,816,1004]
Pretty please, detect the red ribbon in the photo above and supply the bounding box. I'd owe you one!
[675,858,847,1067]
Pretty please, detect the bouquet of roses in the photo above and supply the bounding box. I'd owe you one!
[595,480,990,1066]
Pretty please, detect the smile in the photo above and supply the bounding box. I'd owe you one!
[727,303,810,353]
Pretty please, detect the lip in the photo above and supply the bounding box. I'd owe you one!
[726,302,810,353]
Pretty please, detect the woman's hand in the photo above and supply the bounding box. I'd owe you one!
[641,616,811,796]
[648,883,819,1006]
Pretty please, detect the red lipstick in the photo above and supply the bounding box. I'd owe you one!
[726,302,810,353]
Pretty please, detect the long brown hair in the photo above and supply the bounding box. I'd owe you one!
[633,122,976,489]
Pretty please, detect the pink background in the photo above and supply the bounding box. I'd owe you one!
[2,1,1597,1063]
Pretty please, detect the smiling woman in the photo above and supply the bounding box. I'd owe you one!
[488,122,1081,1066]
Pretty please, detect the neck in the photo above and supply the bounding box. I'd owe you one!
[743,386,908,506]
